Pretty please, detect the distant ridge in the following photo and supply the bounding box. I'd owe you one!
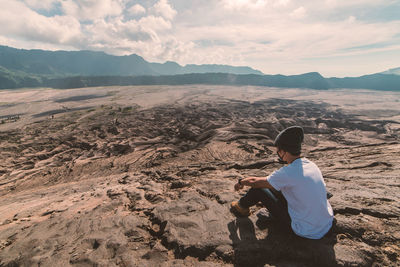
[0,45,262,77]
[39,72,400,91]
[381,67,400,75]
[0,45,399,91]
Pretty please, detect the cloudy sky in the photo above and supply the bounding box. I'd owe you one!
[1,0,399,77]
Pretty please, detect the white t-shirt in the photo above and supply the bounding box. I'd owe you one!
[267,158,334,239]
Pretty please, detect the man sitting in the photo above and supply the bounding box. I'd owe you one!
[231,126,334,239]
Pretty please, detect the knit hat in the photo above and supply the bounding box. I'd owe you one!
[274,126,304,155]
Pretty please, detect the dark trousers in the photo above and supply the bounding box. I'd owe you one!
[239,188,292,230]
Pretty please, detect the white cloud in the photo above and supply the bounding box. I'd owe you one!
[0,1,81,45]
[61,0,123,21]
[138,16,172,32]
[324,0,386,8]
[274,0,291,7]
[53,0,180,60]
[347,16,356,23]
[0,0,179,60]
[80,14,173,47]
[222,0,268,10]
[151,0,177,20]
[290,6,306,19]
[129,4,146,15]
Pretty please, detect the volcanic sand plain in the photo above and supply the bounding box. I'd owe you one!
[0,85,399,266]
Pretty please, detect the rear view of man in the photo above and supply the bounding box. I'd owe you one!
[231,126,334,239]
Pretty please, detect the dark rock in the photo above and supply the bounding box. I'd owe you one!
[199,166,217,172]
[106,189,123,199]
[118,175,131,184]
[1,219,12,225]
[110,144,132,155]
[107,126,119,135]
[141,242,168,262]
[228,160,275,170]
[215,244,234,262]
[170,181,191,189]
[124,189,142,201]
[144,192,163,203]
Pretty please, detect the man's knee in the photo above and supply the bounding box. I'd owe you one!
[247,187,262,194]
[246,188,278,202]
[260,188,279,202]
[247,188,266,198]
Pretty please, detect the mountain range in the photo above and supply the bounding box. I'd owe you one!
[381,67,400,75]
[0,45,262,77]
[0,45,399,91]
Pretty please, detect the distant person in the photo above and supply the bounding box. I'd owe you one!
[231,126,334,239]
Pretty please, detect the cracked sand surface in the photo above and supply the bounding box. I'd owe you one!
[0,85,399,266]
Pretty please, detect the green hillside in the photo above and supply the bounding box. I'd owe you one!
[0,45,262,77]
[0,45,399,91]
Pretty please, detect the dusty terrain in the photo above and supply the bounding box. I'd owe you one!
[0,85,399,266]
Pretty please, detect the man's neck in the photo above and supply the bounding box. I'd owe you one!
[287,156,301,164]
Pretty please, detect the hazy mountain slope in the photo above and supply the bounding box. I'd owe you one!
[0,46,155,76]
[381,67,400,75]
[327,74,400,91]
[0,46,399,91]
[0,46,262,77]
[33,72,398,91]
[181,64,263,75]
[0,66,42,89]
[1,71,399,91]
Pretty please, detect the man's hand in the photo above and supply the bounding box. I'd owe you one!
[234,182,244,191]
[234,177,274,190]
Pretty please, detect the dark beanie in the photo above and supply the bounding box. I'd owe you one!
[274,126,304,155]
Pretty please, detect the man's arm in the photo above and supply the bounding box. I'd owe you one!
[234,177,275,191]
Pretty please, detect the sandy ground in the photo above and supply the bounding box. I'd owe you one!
[1,85,400,130]
[0,85,399,266]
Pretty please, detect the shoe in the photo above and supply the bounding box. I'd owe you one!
[230,201,250,217]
